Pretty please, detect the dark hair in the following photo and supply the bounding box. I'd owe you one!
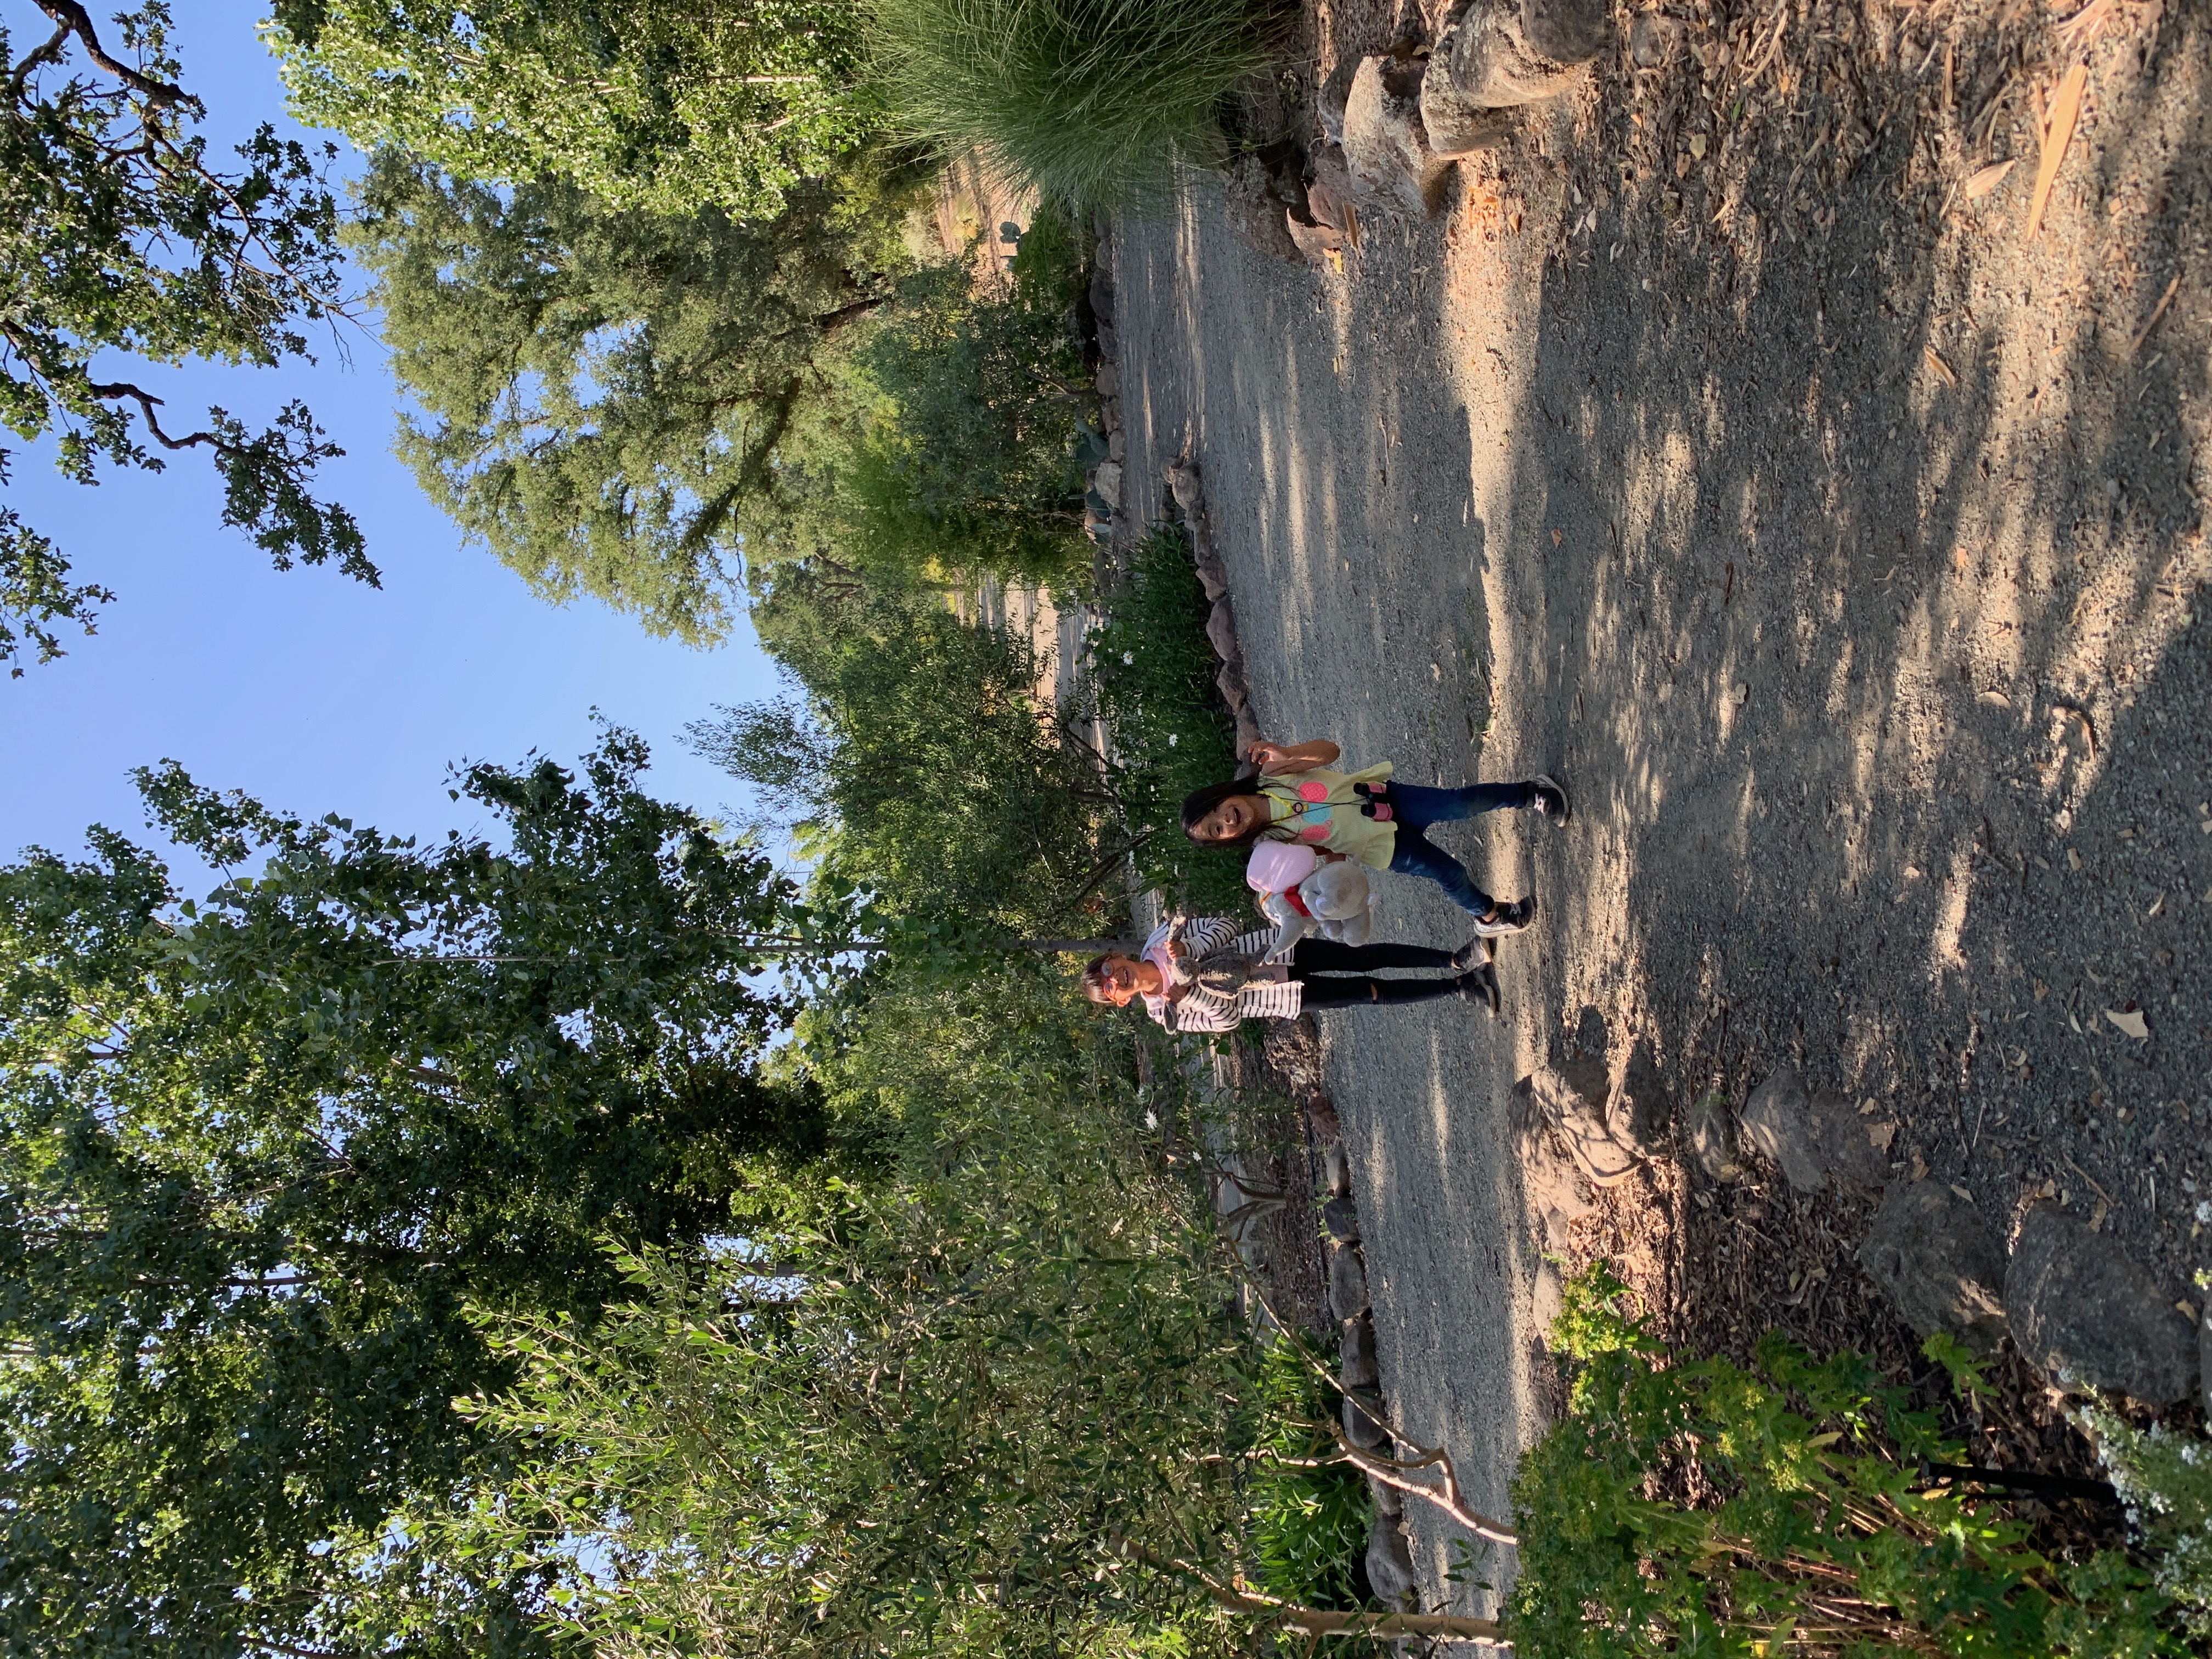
[1180,774,1268,848]
[1080,954,1116,1001]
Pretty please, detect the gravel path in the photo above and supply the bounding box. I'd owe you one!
[1109,12,2212,1618]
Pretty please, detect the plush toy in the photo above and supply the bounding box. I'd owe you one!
[1245,841,1375,962]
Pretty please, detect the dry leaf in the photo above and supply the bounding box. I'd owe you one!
[1963,159,2017,200]
[2179,1299,2201,1322]
[2148,893,2165,918]
[2130,274,2181,357]
[1949,1183,1973,1201]
[2025,65,2088,242]
[1868,1121,1897,1151]
[1925,345,1958,387]
[1550,528,1563,547]
[1689,133,1708,160]
[2105,1008,2149,1039]
[2067,847,2084,871]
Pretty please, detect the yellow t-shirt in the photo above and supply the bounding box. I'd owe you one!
[1259,762,1397,869]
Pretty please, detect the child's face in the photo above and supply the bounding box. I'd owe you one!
[1190,793,1267,843]
[1092,954,1149,1005]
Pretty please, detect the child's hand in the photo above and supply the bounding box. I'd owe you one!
[1247,740,1285,771]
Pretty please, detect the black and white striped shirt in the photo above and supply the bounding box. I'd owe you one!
[1139,917,1303,1033]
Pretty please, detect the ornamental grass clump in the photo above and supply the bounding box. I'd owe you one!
[1508,1266,2198,1657]
[872,0,1281,211]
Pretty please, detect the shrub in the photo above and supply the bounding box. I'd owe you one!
[2076,1402,2212,1637]
[872,0,1282,211]
[1087,524,1246,916]
[1245,1338,1372,1611]
[1509,1266,2197,1657]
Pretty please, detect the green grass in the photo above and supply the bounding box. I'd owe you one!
[1087,523,1248,917]
[872,0,1280,211]
[1245,1338,1373,1611]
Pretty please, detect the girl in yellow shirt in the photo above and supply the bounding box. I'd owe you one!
[1181,739,1567,936]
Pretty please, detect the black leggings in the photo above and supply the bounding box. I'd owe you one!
[1288,938,1463,1009]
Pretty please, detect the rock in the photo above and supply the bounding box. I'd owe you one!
[1087,263,1115,326]
[1106,426,1125,464]
[1857,1182,2008,1354]
[1220,154,1306,264]
[1341,55,1449,218]
[1812,1087,1892,1190]
[1286,212,1346,270]
[1317,55,1362,146]
[1095,363,1120,399]
[1322,1139,1351,1197]
[1440,0,1590,109]
[1191,541,1232,602]
[1204,597,1243,671]
[1364,1515,1419,1607]
[1164,457,1206,519]
[1420,59,1515,156]
[1305,144,1360,236]
[2007,1205,2200,1404]
[1090,460,1121,509]
[1341,1314,1379,1389]
[1328,1242,1370,1320]
[1522,1060,1642,1187]
[1539,1201,1573,1254]
[1214,663,1248,715]
[1629,9,1680,67]
[1343,1390,1389,1450]
[1521,0,1610,63]
[1740,1070,1823,1190]
[1607,1043,1672,1160]
[1683,1091,1740,1182]
[1532,1258,1565,1333]
[1366,1471,1405,1515]
[1323,1194,1361,1243]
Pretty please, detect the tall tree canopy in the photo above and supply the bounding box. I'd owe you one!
[1,0,369,674]
[0,732,822,1657]
[270,0,877,219]
[351,151,915,641]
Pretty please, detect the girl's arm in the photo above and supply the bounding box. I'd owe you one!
[1248,738,1341,776]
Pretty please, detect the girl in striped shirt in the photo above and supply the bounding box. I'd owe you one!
[1082,913,1498,1034]
[1180,738,1567,935]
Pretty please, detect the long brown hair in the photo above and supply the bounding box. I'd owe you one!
[1179,774,1270,848]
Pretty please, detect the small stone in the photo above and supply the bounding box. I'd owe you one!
[1306,1092,1344,1143]
[1341,55,1449,218]
[1629,9,1679,67]
[1441,0,1588,109]
[1094,364,1120,399]
[2006,1204,2200,1404]
[1087,264,1116,326]
[1163,457,1206,521]
[1607,1042,1672,1160]
[1812,1087,1892,1190]
[1343,1390,1389,1450]
[1322,1139,1351,1197]
[1419,61,1514,157]
[1328,1242,1370,1320]
[1340,1315,1379,1389]
[1090,460,1122,508]
[1323,1194,1361,1243]
[1683,1091,1739,1182]
[1520,0,1610,63]
[1204,597,1242,671]
[1740,1069,1824,1191]
[1364,1515,1418,1607]
[1106,426,1125,463]
[1857,1182,2008,1353]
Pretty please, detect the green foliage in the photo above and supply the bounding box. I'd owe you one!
[0,0,368,673]
[348,150,918,641]
[1087,524,1245,915]
[848,204,1093,550]
[873,0,1280,211]
[451,970,1262,1659]
[269,0,877,218]
[0,731,821,1657]
[2077,1403,2212,1636]
[1247,1338,1372,1611]
[699,566,1115,934]
[1509,1265,2195,1657]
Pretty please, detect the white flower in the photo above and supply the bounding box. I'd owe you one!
[1122,652,1134,665]
[1168,732,1179,747]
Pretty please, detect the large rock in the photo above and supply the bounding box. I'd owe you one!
[1857,1182,2008,1354]
[1341,55,1449,218]
[1322,1194,1361,1243]
[1090,460,1122,509]
[1607,1043,1673,1160]
[1343,1389,1389,1449]
[1740,1070,1895,1192]
[1420,59,1515,156]
[1328,1242,1370,1320]
[1366,1470,1404,1515]
[1521,0,1610,63]
[1340,1314,1379,1389]
[1522,1059,1641,1187]
[1204,596,1243,673]
[1321,1139,1351,1197]
[1440,0,1591,108]
[1683,1091,1740,1183]
[1364,1515,1419,1608]
[2008,1206,2200,1404]
[1317,55,1362,147]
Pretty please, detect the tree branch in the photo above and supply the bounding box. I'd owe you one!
[83,380,225,453]
[33,0,195,109]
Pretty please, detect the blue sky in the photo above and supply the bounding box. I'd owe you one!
[0,1,778,885]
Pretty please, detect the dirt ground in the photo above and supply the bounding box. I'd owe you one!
[1108,0,2212,1622]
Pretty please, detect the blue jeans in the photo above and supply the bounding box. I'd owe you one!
[1382,782,1534,916]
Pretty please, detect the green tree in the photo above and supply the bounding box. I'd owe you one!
[0,731,822,1657]
[1,0,369,674]
[350,150,916,641]
[270,0,877,219]
[697,567,1120,935]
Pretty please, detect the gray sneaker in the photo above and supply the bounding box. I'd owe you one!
[1472,896,1536,936]
[1531,775,1571,827]
[1449,934,1499,971]
[1458,966,1502,1017]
